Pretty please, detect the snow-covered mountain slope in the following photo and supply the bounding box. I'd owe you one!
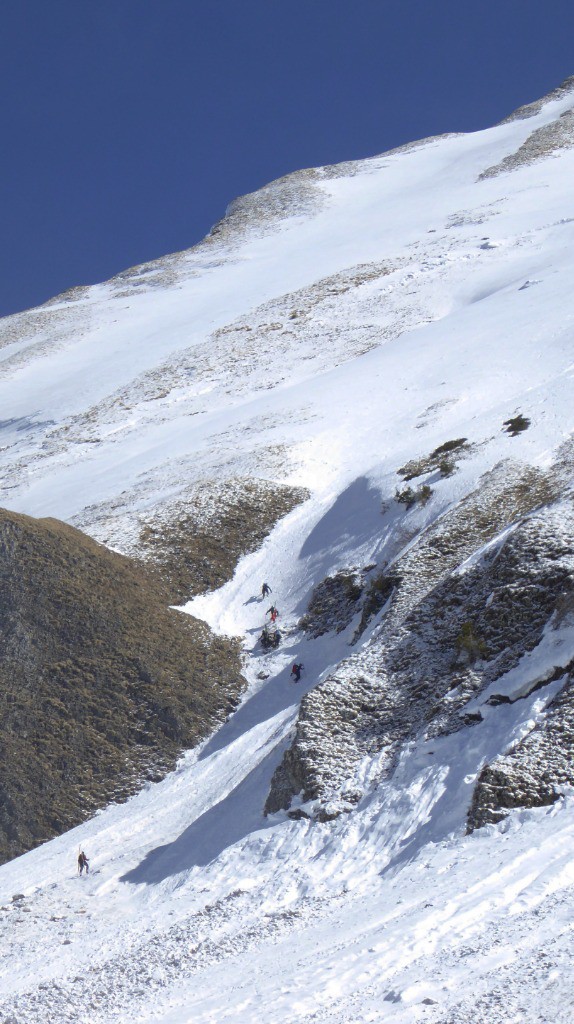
[2,78,574,1022]
[0,75,572,539]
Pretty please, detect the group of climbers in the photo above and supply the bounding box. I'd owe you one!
[259,583,303,683]
[262,583,280,624]
[259,582,281,649]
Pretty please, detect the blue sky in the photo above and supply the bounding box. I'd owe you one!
[1,1,572,318]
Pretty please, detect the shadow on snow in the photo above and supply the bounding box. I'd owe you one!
[300,476,384,563]
[120,741,289,884]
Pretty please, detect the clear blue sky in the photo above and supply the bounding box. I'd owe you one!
[1,1,572,318]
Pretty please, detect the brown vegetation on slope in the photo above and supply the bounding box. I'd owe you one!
[0,508,244,864]
[134,479,310,602]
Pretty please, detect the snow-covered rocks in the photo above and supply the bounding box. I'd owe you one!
[267,484,574,824]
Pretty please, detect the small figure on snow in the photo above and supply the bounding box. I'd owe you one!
[291,663,304,683]
[266,605,279,623]
[77,850,89,876]
[261,582,272,599]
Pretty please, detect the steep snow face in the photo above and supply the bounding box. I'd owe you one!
[2,79,574,1022]
[0,77,572,542]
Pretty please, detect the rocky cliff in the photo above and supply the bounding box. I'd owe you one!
[266,452,574,827]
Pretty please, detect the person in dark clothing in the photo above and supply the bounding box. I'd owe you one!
[78,850,89,875]
[291,663,303,682]
[261,582,272,598]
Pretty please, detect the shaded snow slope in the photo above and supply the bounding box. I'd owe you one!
[1,78,574,1022]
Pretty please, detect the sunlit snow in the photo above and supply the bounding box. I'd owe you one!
[1,82,574,1023]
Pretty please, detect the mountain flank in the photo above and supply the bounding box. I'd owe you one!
[266,454,574,825]
[0,508,245,865]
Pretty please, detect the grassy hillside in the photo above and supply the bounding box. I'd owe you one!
[0,509,245,864]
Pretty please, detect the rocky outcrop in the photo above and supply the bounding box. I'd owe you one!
[477,75,574,179]
[129,479,309,602]
[480,107,574,180]
[266,466,574,820]
[208,167,328,244]
[467,666,574,831]
[498,74,574,124]
[0,508,245,864]
[299,569,365,638]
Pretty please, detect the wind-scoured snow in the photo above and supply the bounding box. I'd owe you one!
[2,79,574,1022]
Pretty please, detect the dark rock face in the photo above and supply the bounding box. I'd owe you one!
[299,569,364,638]
[0,509,245,864]
[352,570,402,642]
[468,668,574,830]
[266,465,574,821]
